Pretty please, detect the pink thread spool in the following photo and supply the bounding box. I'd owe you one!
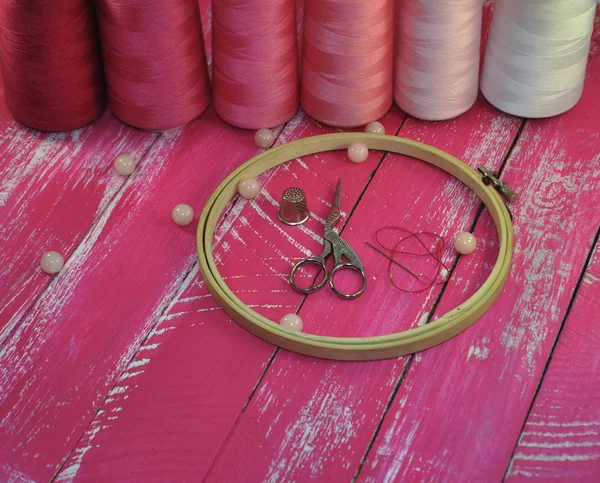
[97,0,210,132]
[394,0,483,121]
[212,0,299,130]
[301,0,394,128]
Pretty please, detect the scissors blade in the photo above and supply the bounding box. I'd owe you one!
[333,178,342,209]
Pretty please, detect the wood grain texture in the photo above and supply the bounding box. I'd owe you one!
[506,239,600,481]
[358,28,600,482]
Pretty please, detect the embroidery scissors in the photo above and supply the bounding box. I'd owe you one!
[289,179,367,299]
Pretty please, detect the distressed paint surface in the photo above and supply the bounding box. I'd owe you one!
[0,114,156,344]
[0,3,598,483]
[358,25,600,482]
[0,109,288,482]
[506,239,600,481]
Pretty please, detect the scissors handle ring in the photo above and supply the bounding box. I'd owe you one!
[289,258,329,294]
[329,263,367,300]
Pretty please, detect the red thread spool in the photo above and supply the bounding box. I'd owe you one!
[97,0,210,132]
[0,0,105,131]
[301,0,394,128]
[212,0,299,130]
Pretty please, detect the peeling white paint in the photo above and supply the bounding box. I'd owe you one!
[512,452,600,462]
[467,337,490,362]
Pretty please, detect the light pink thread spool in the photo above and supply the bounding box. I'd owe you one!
[212,0,299,130]
[394,0,483,121]
[301,0,394,128]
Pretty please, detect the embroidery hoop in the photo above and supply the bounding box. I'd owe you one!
[197,133,513,360]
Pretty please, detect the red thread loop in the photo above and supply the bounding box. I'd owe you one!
[97,0,210,132]
[374,226,450,294]
[0,0,106,131]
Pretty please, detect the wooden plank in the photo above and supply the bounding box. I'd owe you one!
[54,107,407,482]
[506,239,600,481]
[0,114,156,344]
[0,108,289,482]
[357,34,600,482]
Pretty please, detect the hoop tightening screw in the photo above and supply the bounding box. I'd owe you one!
[477,166,518,202]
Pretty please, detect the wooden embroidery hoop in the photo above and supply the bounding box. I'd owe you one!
[197,133,513,361]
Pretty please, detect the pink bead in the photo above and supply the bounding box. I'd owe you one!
[280,314,303,332]
[454,232,477,255]
[40,251,64,274]
[365,121,385,134]
[172,204,195,226]
[114,154,136,176]
[255,128,275,149]
[238,178,261,199]
[348,142,369,163]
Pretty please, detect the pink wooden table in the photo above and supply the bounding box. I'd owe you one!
[1,3,599,482]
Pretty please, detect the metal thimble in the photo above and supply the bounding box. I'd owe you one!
[278,187,310,225]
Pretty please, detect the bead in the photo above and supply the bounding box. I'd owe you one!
[172,204,195,226]
[114,154,136,176]
[41,251,64,274]
[238,178,261,199]
[454,232,477,255]
[348,142,369,163]
[280,313,303,332]
[365,121,385,135]
[255,128,275,149]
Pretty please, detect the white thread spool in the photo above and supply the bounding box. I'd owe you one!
[394,0,484,121]
[481,0,597,118]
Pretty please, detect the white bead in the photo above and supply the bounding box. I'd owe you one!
[114,154,136,176]
[348,142,369,163]
[255,128,275,149]
[41,251,64,274]
[172,204,195,226]
[365,121,385,134]
[280,313,303,332]
[454,232,477,255]
[238,178,261,199]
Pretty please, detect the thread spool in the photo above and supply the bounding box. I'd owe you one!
[212,0,299,130]
[394,0,483,121]
[301,0,394,128]
[0,0,105,131]
[97,0,210,132]
[481,0,597,118]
